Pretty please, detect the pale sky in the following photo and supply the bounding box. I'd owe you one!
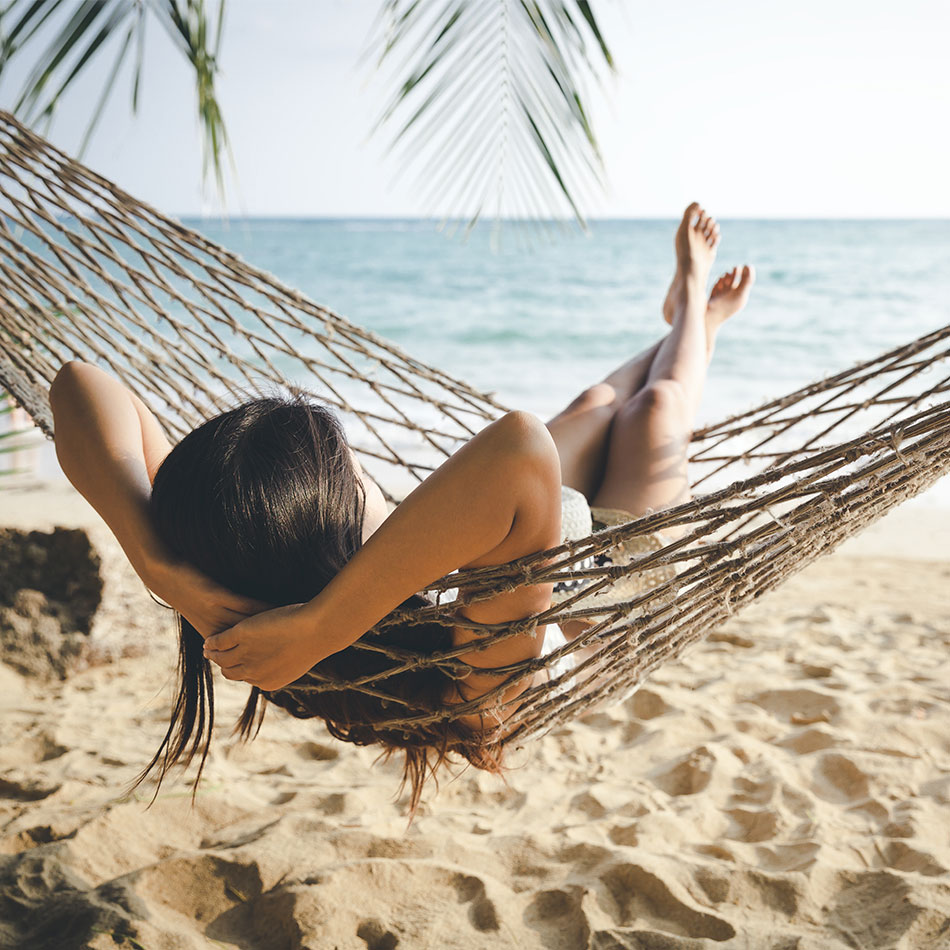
[1,0,947,219]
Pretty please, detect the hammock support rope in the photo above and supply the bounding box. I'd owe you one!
[1,111,948,747]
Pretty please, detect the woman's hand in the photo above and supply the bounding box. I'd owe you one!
[202,603,318,691]
[145,557,272,640]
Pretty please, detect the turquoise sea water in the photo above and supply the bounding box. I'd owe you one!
[188,217,950,431]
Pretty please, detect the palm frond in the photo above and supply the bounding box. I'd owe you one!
[0,0,230,195]
[155,0,230,192]
[369,0,614,231]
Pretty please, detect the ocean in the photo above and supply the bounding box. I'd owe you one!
[8,217,950,503]
[189,217,950,428]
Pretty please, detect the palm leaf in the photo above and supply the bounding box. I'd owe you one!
[369,0,614,230]
[0,0,230,195]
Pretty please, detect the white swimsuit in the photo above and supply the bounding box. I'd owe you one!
[543,486,677,692]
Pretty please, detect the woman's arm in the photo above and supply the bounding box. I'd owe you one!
[204,410,563,690]
[50,361,175,580]
[49,361,269,635]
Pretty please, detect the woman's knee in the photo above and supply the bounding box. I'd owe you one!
[617,380,689,428]
[562,382,618,417]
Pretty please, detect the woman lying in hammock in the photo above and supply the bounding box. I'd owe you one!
[49,203,754,810]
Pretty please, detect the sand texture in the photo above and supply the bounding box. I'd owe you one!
[1,487,950,949]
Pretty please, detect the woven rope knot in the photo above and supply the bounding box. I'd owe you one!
[890,428,908,465]
[516,562,537,584]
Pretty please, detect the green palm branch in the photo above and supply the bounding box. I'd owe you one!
[368,1,614,230]
[0,0,230,192]
[0,0,613,226]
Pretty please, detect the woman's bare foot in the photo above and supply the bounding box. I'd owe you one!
[703,264,755,360]
[707,265,756,333]
[663,202,720,324]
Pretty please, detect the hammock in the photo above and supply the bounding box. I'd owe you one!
[1,111,948,748]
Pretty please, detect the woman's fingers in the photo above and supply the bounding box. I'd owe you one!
[217,660,267,690]
[204,629,239,652]
[205,648,241,669]
[209,650,244,669]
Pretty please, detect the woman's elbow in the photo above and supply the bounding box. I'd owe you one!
[504,411,561,482]
[496,411,558,464]
[49,360,91,405]
[49,362,76,414]
[492,411,562,501]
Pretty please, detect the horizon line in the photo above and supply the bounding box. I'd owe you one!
[175,213,950,223]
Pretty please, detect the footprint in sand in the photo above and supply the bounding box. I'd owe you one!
[295,741,340,761]
[779,782,818,819]
[596,863,736,940]
[819,869,945,949]
[134,854,265,946]
[451,873,500,933]
[620,720,646,743]
[607,823,639,847]
[811,752,871,804]
[524,887,590,947]
[723,806,780,843]
[694,866,802,917]
[570,790,608,819]
[775,726,838,755]
[0,732,67,768]
[258,860,509,946]
[314,792,348,816]
[626,687,670,721]
[0,773,61,801]
[875,840,946,877]
[649,746,717,797]
[356,919,400,950]
[730,772,777,807]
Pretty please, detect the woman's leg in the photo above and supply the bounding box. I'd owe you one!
[546,204,755,502]
[545,338,662,499]
[544,208,697,500]
[557,206,754,655]
[591,204,721,520]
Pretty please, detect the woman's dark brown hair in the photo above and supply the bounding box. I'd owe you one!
[140,393,501,812]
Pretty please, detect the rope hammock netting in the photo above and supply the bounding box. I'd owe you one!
[1,111,949,750]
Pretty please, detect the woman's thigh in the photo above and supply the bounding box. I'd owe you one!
[544,383,618,500]
[590,380,692,519]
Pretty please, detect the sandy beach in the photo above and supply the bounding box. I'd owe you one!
[2,483,949,949]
